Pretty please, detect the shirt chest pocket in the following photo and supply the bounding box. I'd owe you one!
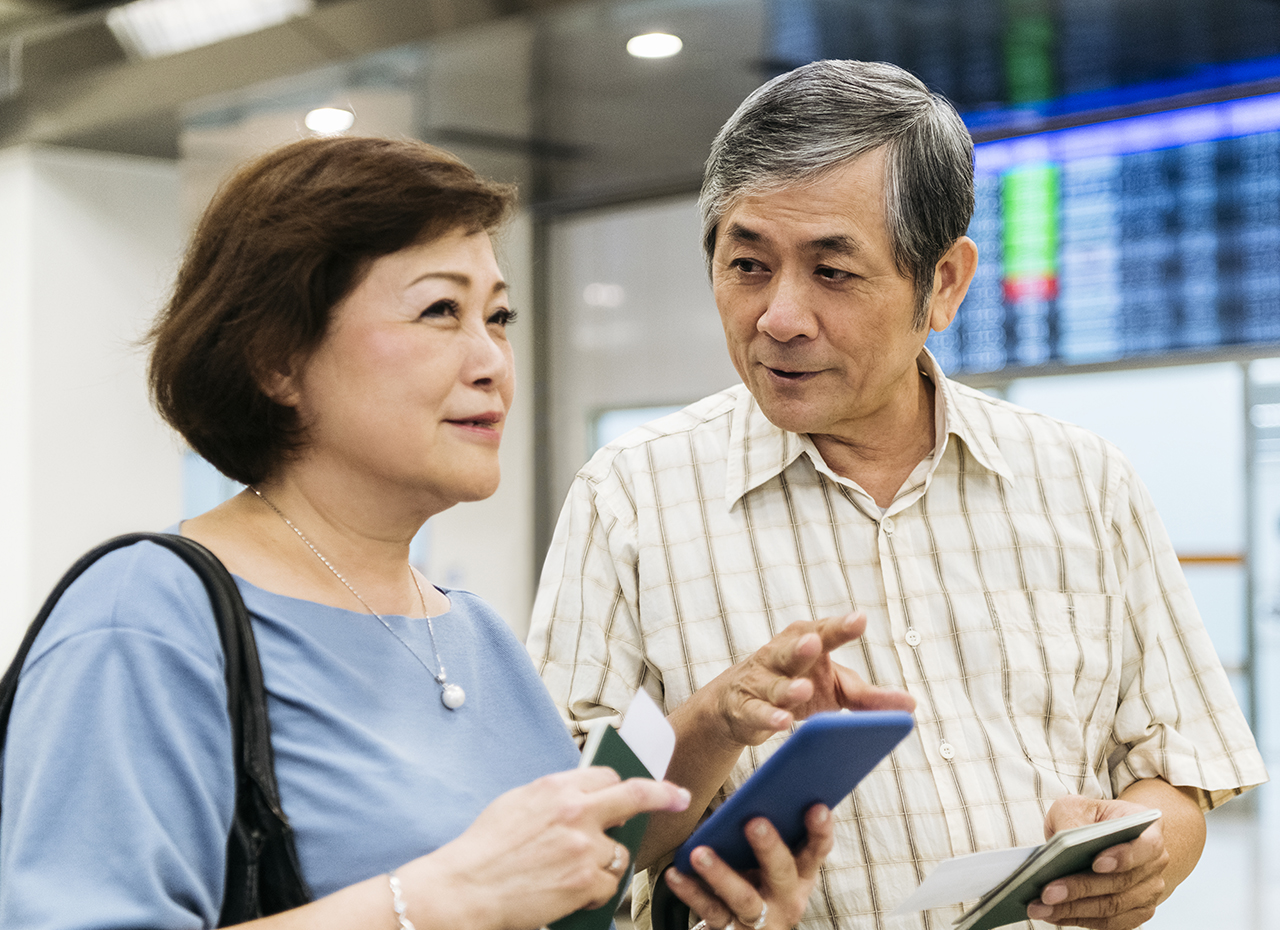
[961,589,1123,785]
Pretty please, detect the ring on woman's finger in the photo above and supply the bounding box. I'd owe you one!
[740,901,768,930]
[606,843,626,874]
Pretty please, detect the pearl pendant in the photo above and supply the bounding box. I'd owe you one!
[441,682,466,710]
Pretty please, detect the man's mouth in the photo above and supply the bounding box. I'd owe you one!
[766,366,814,381]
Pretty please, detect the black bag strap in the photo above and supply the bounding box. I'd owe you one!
[0,532,311,923]
[648,865,691,930]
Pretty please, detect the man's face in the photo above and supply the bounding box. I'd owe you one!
[712,147,958,443]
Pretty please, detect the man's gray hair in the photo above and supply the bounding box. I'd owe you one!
[700,59,975,328]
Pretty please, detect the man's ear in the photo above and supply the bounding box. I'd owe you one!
[927,235,979,333]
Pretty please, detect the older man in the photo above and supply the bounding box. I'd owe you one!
[528,60,1266,930]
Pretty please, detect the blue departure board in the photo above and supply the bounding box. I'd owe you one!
[930,92,1280,374]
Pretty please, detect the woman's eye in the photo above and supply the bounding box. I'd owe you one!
[420,298,460,318]
[488,308,518,327]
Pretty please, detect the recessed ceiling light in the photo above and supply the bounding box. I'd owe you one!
[107,0,313,60]
[626,32,683,59]
[305,107,355,135]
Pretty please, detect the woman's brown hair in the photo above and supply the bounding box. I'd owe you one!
[147,135,515,486]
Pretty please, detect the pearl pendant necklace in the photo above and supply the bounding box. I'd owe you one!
[251,487,465,711]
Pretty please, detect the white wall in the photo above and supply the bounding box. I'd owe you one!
[1007,363,1246,554]
[0,145,186,664]
[0,149,36,665]
[547,195,736,505]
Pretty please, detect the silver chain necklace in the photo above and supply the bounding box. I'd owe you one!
[250,487,466,710]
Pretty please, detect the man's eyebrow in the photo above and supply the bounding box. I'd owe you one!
[807,235,861,257]
[722,224,861,257]
[723,222,764,245]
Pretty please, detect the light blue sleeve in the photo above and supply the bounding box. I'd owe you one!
[0,543,236,930]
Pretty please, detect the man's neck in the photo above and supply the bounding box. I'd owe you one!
[809,369,938,509]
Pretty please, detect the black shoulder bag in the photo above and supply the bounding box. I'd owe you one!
[0,533,311,924]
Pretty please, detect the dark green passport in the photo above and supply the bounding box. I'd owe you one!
[956,808,1161,930]
[548,724,653,930]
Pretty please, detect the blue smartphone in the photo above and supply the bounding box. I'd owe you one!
[674,710,915,874]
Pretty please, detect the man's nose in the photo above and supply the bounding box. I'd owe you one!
[757,272,819,342]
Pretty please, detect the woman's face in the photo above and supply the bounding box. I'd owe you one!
[283,227,515,512]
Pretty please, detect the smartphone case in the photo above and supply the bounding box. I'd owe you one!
[675,710,915,874]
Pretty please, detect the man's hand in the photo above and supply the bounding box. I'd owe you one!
[704,613,916,749]
[1026,785,1203,930]
[640,612,914,869]
[663,804,835,930]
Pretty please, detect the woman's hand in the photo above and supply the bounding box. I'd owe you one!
[397,766,689,930]
[662,804,835,930]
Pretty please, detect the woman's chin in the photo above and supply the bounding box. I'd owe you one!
[444,471,502,505]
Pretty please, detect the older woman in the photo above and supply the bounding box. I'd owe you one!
[0,136,833,929]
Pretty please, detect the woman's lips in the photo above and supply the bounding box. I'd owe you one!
[445,414,503,438]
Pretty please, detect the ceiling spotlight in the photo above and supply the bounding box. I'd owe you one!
[108,0,313,60]
[626,32,682,59]
[305,107,355,135]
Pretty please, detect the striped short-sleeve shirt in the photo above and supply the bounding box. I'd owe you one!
[528,351,1267,930]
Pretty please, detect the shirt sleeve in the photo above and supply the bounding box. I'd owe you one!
[0,544,236,930]
[528,466,657,740]
[1106,461,1268,810]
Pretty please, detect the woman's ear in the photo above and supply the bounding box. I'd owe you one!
[258,356,302,408]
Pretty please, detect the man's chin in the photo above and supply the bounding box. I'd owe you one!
[751,392,827,436]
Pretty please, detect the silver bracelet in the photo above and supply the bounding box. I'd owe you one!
[389,870,417,930]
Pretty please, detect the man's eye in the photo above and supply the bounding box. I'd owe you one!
[816,266,853,281]
[420,298,459,318]
[731,258,767,274]
[489,308,518,327]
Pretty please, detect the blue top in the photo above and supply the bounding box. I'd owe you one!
[0,540,580,929]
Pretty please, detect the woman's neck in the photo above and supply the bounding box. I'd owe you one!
[182,471,450,617]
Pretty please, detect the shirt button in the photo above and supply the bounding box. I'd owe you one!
[881,517,895,535]
[905,629,922,647]
[939,741,956,761]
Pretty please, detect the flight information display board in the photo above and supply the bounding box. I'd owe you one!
[929,91,1280,375]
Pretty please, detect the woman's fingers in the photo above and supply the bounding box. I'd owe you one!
[585,774,691,828]
[431,769,684,915]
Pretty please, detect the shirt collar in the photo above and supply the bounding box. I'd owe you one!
[917,348,1014,482]
[724,386,809,506]
[724,348,1014,507]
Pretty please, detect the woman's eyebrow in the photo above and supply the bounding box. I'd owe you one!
[408,271,509,295]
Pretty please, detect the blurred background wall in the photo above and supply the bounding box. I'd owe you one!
[2,2,1280,924]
